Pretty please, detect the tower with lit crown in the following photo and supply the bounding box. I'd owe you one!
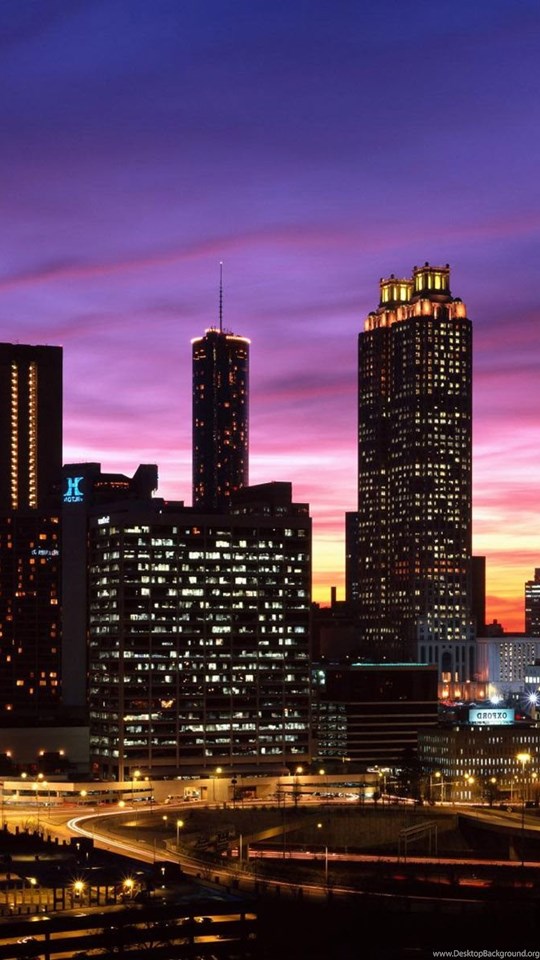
[357,263,475,681]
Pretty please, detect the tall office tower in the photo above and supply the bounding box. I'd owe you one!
[357,263,475,681]
[0,344,63,719]
[0,344,62,511]
[62,462,158,712]
[192,305,249,508]
[87,483,311,779]
[525,569,540,636]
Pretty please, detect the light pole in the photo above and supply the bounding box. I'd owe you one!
[32,782,40,831]
[429,771,442,803]
[122,878,135,900]
[516,751,531,868]
[294,766,303,808]
[212,766,222,803]
[176,818,184,850]
[131,769,140,805]
[72,880,85,906]
[317,822,328,886]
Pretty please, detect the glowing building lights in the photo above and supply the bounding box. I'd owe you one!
[87,483,311,779]
[192,323,249,509]
[354,264,475,680]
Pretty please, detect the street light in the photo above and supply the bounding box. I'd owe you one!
[464,774,475,802]
[429,771,443,803]
[294,766,303,808]
[516,751,531,868]
[317,822,328,886]
[176,818,184,850]
[122,878,135,900]
[131,769,141,805]
[212,767,222,803]
[72,880,85,904]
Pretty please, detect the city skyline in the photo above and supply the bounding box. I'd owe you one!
[1,0,539,629]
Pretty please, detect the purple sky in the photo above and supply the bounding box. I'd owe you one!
[1,0,539,628]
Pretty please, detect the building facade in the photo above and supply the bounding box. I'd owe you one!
[525,569,540,636]
[0,344,62,513]
[476,634,540,698]
[61,462,158,711]
[192,327,249,509]
[0,344,63,721]
[418,718,540,802]
[356,264,475,680]
[314,662,438,768]
[87,483,311,778]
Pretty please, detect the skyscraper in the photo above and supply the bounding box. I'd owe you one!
[357,263,475,681]
[0,344,62,512]
[0,344,63,719]
[61,462,158,712]
[192,278,249,510]
[525,569,540,636]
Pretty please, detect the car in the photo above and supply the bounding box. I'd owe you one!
[16,939,40,959]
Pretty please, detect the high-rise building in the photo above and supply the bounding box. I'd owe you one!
[357,263,475,680]
[0,344,63,720]
[345,510,360,604]
[0,344,62,512]
[61,462,158,711]
[525,569,540,636]
[88,483,311,779]
[471,555,487,638]
[192,322,249,509]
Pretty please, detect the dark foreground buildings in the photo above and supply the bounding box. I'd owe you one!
[355,263,475,681]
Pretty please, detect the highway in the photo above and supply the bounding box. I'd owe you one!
[4,799,540,903]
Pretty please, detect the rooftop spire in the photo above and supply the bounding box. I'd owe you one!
[219,261,223,333]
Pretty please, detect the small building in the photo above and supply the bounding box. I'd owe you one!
[418,709,540,802]
[313,661,439,769]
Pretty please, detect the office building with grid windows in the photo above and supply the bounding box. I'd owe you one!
[88,482,311,779]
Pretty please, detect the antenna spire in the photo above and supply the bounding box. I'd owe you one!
[219,261,223,333]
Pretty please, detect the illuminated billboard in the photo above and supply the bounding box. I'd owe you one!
[469,707,515,726]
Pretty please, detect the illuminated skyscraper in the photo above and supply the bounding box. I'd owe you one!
[192,280,249,508]
[357,263,475,681]
[0,344,62,512]
[0,344,63,719]
[525,569,540,636]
